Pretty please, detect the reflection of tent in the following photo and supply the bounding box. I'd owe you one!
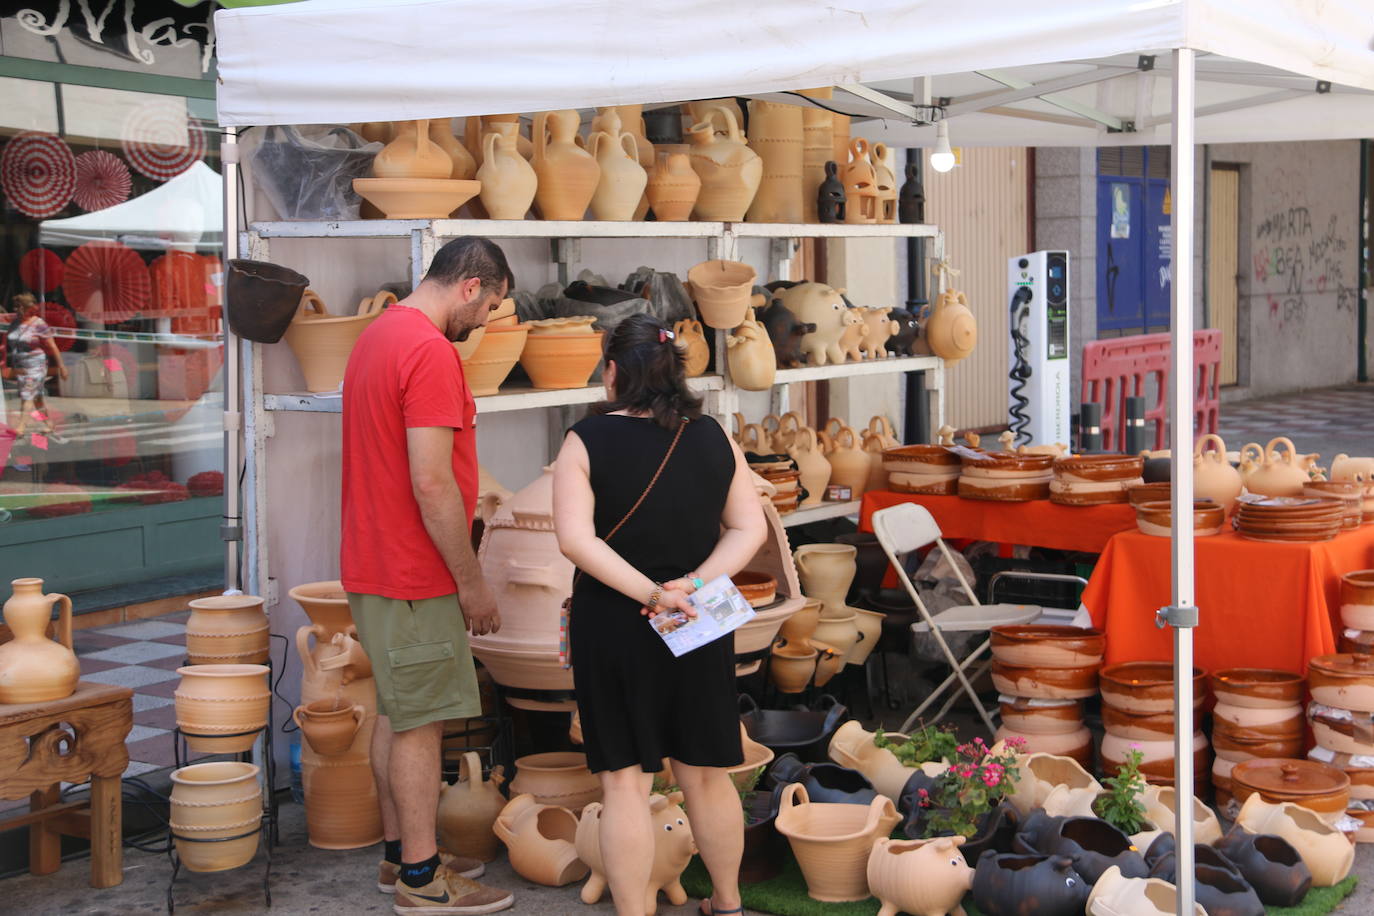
[39,161,222,252]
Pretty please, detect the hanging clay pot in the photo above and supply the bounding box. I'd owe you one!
[0,577,79,704]
[810,614,859,664]
[841,138,879,224]
[926,288,977,362]
[1194,434,1244,512]
[185,594,270,666]
[672,319,709,377]
[793,543,856,613]
[775,783,900,902]
[725,308,775,391]
[688,259,756,329]
[438,751,507,861]
[845,608,883,666]
[493,794,589,886]
[530,109,599,221]
[478,129,537,220]
[590,125,648,221]
[175,664,271,753]
[745,100,803,223]
[169,761,262,873]
[773,281,850,366]
[686,105,762,221]
[293,699,366,756]
[283,288,388,393]
[646,152,700,221]
[867,836,973,916]
[797,88,834,223]
[826,426,871,498]
[511,752,601,812]
[372,119,452,179]
[428,119,476,180]
[576,794,695,914]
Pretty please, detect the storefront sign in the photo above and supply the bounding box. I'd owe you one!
[14,1,217,74]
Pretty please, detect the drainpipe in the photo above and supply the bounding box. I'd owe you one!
[1360,139,1369,383]
[903,149,930,444]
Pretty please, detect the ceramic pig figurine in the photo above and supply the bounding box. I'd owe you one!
[576,793,695,915]
[839,307,868,362]
[1332,454,1374,486]
[773,281,849,366]
[860,306,899,358]
[886,306,920,356]
[868,836,973,916]
[758,301,817,369]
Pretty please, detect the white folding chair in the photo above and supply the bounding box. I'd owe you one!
[870,502,1042,734]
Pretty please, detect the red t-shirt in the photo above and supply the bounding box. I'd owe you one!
[341,305,477,599]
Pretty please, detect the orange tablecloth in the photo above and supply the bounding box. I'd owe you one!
[858,490,1136,553]
[1083,526,1374,674]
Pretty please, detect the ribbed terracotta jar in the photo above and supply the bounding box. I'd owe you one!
[186,594,269,665]
[745,100,803,223]
[510,752,601,812]
[169,761,262,872]
[302,757,385,849]
[174,664,270,753]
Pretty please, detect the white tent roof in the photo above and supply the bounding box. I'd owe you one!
[214,0,1374,145]
[39,161,223,252]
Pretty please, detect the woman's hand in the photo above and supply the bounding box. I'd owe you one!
[660,577,699,596]
[640,587,695,619]
[57,365,68,380]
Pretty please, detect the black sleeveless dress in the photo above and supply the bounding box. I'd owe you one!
[568,414,744,774]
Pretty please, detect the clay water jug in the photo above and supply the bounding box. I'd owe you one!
[605,105,655,218]
[1240,437,1310,497]
[186,594,270,665]
[745,99,803,223]
[483,114,533,159]
[841,138,879,224]
[1194,434,1243,512]
[372,119,452,180]
[646,152,700,221]
[478,129,537,220]
[793,543,857,615]
[871,142,898,223]
[862,431,889,494]
[867,415,901,450]
[827,426,871,497]
[429,118,476,180]
[687,106,762,221]
[926,288,977,362]
[532,110,599,221]
[686,99,745,134]
[438,751,508,861]
[674,319,710,377]
[788,428,832,508]
[0,577,78,704]
[725,308,776,391]
[590,125,647,221]
[797,88,834,222]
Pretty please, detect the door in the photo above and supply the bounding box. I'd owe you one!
[1208,165,1241,385]
[1097,147,1172,335]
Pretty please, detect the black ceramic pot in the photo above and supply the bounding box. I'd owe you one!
[971,850,1089,916]
[1152,860,1264,916]
[1143,832,1239,877]
[739,785,784,883]
[563,280,643,309]
[1013,814,1148,885]
[958,802,1022,866]
[833,532,887,602]
[642,107,683,145]
[766,752,878,805]
[738,694,848,763]
[225,259,310,344]
[896,767,943,839]
[1215,827,1312,907]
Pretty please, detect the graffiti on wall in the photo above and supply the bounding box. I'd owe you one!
[1252,199,1354,327]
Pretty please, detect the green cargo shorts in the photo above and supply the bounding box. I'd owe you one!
[346,592,482,733]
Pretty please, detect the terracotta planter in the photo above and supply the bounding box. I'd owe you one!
[1234,795,1354,887]
[845,608,884,666]
[526,316,597,334]
[1099,661,1208,715]
[532,109,599,221]
[1087,866,1205,916]
[990,659,1099,699]
[778,598,822,643]
[686,105,762,221]
[1308,653,1374,711]
[169,761,262,873]
[302,757,385,849]
[793,543,857,615]
[185,594,270,665]
[989,625,1104,668]
[464,323,530,395]
[646,152,700,221]
[1005,752,1100,817]
[1140,784,1223,845]
[770,640,819,693]
[744,100,803,224]
[283,289,388,393]
[1133,499,1225,538]
[866,836,973,916]
[999,697,1084,735]
[293,699,365,757]
[1210,667,1304,708]
[1215,828,1315,907]
[1341,570,1374,630]
[826,719,945,801]
[519,331,603,390]
[810,613,859,659]
[810,640,845,687]
[728,725,777,790]
[0,577,78,704]
[438,751,507,862]
[351,177,480,219]
[995,724,1092,768]
[687,259,756,330]
[492,794,589,887]
[511,752,601,812]
[1230,758,1349,825]
[775,783,900,902]
[175,664,271,753]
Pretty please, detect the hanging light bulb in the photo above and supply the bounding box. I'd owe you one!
[929,121,955,173]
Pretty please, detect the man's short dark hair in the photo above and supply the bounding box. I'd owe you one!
[424,237,514,294]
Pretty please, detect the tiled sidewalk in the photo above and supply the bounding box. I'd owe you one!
[1219,383,1374,463]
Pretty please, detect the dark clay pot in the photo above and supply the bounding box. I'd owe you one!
[563,280,643,309]
[1215,827,1312,908]
[833,532,888,602]
[1150,857,1264,916]
[642,107,683,145]
[1143,832,1239,876]
[739,785,784,883]
[1013,813,1147,885]
[225,259,310,344]
[767,753,877,805]
[959,801,1021,866]
[896,767,943,840]
[971,850,1089,916]
[738,694,848,763]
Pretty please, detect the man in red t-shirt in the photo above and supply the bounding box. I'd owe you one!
[341,236,514,914]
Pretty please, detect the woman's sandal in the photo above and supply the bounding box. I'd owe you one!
[698,900,744,916]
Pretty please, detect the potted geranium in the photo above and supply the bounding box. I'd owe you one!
[917,736,1025,864]
[1092,748,1160,848]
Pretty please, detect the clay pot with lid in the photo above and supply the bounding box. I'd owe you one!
[1309,747,1374,799]
[293,699,366,756]
[1231,758,1350,825]
[0,577,78,704]
[1099,661,1208,714]
[175,664,271,753]
[989,625,1104,668]
[185,594,269,666]
[1341,570,1374,630]
[510,752,601,812]
[1308,653,1374,711]
[169,761,262,872]
[438,751,507,861]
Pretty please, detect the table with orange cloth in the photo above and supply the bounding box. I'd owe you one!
[1082,525,1374,675]
[858,490,1136,553]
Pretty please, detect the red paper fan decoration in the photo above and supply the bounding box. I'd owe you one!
[0,131,76,218]
[72,150,132,211]
[41,301,77,352]
[122,103,206,181]
[18,248,64,292]
[64,240,150,322]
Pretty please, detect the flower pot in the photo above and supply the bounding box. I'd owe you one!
[1234,794,1354,887]
[185,594,269,665]
[687,259,756,330]
[739,693,849,763]
[810,613,859,659]
[302,756,385,849]
[169,761,262,872]
[1341,570,1374,630]
[775,783,900,902]
[224,259,309,344]
[293,699,365,756]
[1215,827,1313,907]
[770,640,818,693]
[990,660,1099,699]
[1229,758,1350,825]
[518,331,603,390]
[175,664,270,753]
[492,794,588,887]
[0,577,78,704]
[464,323,530,395]
[1140,784,1222,845]
[1086,865,1206,916]
[867,836,973,916]
[438,751,507,862]
[826,719,941,802]
[1210,667,1304,708]
[989,625,1105,669]
[510,752,601,812]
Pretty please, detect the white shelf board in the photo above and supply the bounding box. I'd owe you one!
[248,219,938,241]
[432,219,726,239]
[250,220,427,239]
[781,499,862,527]
[729,222,938,238]
[773,355,941,384]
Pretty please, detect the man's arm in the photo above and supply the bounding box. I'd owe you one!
[407,425,499,635]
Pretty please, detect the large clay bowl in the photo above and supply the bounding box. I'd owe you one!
[1101,698,1204,741]
[990,660,1099,699]
[1127,482,1172,506]
[1134,499,1225,537]
[881,444,960,472]
[1053,453,1145,481]
[735,571,778,608]
[989,625,1105,668]
[1341,571,1374,630]
[1308,653,1374,712]
[1210,668,1304,708]
[519,331,603,390]
[1099,661,1208,714]
[352,178,480,218]
[464,323,529,396]
[1231,759,1350,825]
[998,697,1084,735]
[961,452,1055,473]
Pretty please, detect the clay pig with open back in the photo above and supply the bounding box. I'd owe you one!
[772,281,850,366]
[575,792,696,915]
[759,300,817,368]
[867,835,973,916]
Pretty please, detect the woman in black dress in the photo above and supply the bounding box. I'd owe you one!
[552,314,767,916]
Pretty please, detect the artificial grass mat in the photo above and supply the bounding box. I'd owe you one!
[681,852,1358,916]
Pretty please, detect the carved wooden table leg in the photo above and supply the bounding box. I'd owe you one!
[90,774,123,887]
[28,785,61,875]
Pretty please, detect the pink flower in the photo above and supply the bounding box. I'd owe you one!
[974,737,986,746]
[1006,736,1028,748]
[918,788,929,798]
[982,770,1002,787]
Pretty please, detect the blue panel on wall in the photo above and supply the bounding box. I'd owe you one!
[1145,178,1172,328]
[1097,176,1145,332]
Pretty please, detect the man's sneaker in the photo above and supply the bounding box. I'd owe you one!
[378,849,484,893]
[393,865,513,915]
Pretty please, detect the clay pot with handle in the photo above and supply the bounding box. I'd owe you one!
[686,105,762,221]
[794,543,857,613]
[531,110,599,221]
[283,288,389,393]
[0,577,78,704]
[493,794,589,887]
[372,119,451,179]
[589,117,647,221]
[775,782,901,902]
[861,431,889,494]
[1240,437,1311,497]
[1193,433,1244,512]
[428,118,476,180]
[293,699,366,756]
[438,751,508,861]
[787,428,832,508]
[925,288,977,362]
[826,426,871,497]
[478,129,537,220]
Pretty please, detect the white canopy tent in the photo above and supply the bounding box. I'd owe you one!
[214,2,1374,909]
[39,161,224,251]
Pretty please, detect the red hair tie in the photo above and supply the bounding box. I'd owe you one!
[658,328,675,344]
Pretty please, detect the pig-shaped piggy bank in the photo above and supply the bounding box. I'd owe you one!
[886,306,921,356]
[860,306,899,359]
[576,793,696,915]
[867,835,974,916]
[1332,454,1374,487]
[839,307,868,362]
[972,850,1089,916]
[758,300,817,368]
[773,281,850,366]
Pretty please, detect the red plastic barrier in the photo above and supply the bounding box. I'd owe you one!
[1081,330,1221,451]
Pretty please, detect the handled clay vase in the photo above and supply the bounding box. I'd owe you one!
[478,129,537,220]
[372,119,452,180]
[687,105,762,221]
[0,577,78,704]
[293,699,366,756]
[438,751,508,861]
[533,110,600,221]
[589,128,648,221]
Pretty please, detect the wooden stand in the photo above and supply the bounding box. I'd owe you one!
[0,681,134,888]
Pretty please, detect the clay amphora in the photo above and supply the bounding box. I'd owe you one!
[175,664,271,753]
[841,138,879,224]
[0,577,78,704]
[817,160,845,223]
[602,105,655,218]
[925,288,977,362]
[867,836,973,916]
[673,319,710,377]
[827,427,871,497]
[797,87,834,222]
[646,152,701,221]
[898,161,925,224]
[725,308,776,391]
[1193,434,1243,512]
[478,129,537,220]
[169,761,262,873]
[773,281,850,366]
[493,794,589,886]
[576,793,695,915]
[860,307,898,358]
[293,699,365,756]
[533,110,600,221]
[428,118,476,180]
[774,783,901,902]
[589,127,647,221]
[372,119,452,180]
[687,105,762,221]
[438,751,507,861]
[185,594,270,665]
[1239,437,1310,497]
[871,141,898,223]
[787,428,833,508]
[745,100,803,223]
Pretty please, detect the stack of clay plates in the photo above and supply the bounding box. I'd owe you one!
[1305,481,1365,531]
[1234,495,1344,542]
[750,457,801,515]
[956,450,1054,502]
[881,444,960,495]
[1050,454,1145,506]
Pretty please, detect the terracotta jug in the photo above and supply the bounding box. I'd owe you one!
[478,129,537,220]
[170,761,262,873]
[841,137,879,224]
[576,793,695,915]
[827,427,871,497]
[0,577,78,704]
[175,664,271,753]
[646,152,700,221]
[725,308,776,391]
[493,794,589,887]
[372,119,452,180]
[438,751,508,861]
[597,106,654,218]
[533,110,600,221]
[687,105,762,221]
[862,431,889,494]
[794,543,856,614]
[926,288,977,362]
[775,411,807,454]
[674,319,710,377]
[787,428,832,508]
[1193,433,1243,512]
[185,594,270,665]
[745,99,803,223]
[317,629,374,684]
[797,87,834,222]
[860,307,899,358]
[293,699,366,757]
[867,836,973,916]
[871,141,898,223]
[484,114,533,158]
[590,126,647,221]
[428,118,476,180]
[867,415,901,450]
[1240,437,1310,497]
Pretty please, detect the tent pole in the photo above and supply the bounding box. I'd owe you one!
[1169,47,1198,916]
[221,125,243,593]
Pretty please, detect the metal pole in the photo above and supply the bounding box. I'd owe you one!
[1167,47,1198,916]
[221,126,243,592]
